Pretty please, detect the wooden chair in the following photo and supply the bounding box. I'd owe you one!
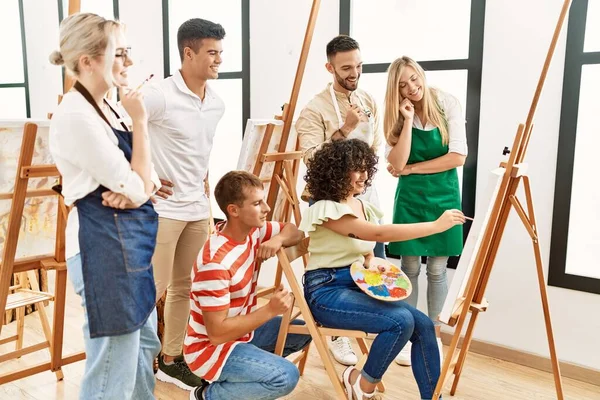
[273,237,385,400]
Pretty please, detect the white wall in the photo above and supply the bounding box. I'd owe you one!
[12,0,599,372]
[454,0,600,371]
[250,0,339,119]
[119,0,164,90]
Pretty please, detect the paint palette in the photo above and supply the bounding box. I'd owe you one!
[350,257,412,302]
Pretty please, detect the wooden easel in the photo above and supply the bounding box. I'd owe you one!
[0,123,85,384]
[254,0,320,298]
[0,0,86,384]
[433,1,571,399]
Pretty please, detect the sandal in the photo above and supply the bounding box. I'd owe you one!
[342,366,384,400]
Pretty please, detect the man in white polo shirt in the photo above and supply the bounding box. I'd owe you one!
[142,18,225,390]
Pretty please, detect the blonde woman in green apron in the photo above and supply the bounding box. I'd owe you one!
[383,56,468,366]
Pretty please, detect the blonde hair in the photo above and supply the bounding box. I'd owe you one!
[383,56,449,146]
[49,13,121,81]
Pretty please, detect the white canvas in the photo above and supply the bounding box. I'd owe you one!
[238,119,299,221]
[439,167,505,324]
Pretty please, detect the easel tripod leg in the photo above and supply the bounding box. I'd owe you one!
[50,268,68,381]
[450,309,480,395]
[433,316,466,399]
[523,178,564,399]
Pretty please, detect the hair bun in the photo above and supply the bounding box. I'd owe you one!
[49,50,64,66]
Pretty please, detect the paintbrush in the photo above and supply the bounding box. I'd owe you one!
[135,73,154,90]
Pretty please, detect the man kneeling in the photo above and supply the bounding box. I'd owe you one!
[184,171,311,400]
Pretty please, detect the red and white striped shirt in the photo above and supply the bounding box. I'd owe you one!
[183,221,283,381]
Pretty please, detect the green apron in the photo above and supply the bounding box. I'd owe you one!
[388,127,463,257]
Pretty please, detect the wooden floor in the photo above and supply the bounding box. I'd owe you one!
[1,280,598,400]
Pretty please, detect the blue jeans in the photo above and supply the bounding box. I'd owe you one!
[204,317,312,400]
[373,241,386,259]
[401,256,449,326]
[67,254,162,400]
[304,267,440,399]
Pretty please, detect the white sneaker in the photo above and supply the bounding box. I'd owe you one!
[328,336,358,366]
[394,341,411,366]
[437,337,444,365]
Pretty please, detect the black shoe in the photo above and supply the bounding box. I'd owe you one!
[189,380,210,400]
[156,355,206,391]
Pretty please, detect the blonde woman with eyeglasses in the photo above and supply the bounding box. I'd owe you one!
[49,13,163,399]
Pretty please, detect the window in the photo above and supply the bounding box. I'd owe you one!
[58,0,118,95]
[341,0,485,267]
[350,0,471,64]
[163,0,250,219]
[549,0,600,294]
[0,0,30,118]
[59,0,117,20]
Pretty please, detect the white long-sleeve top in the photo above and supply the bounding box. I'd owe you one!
[49,90,160,258]
[385,89,468,158]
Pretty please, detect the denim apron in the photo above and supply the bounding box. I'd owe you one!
[389,127,463,257]
[73,81,158,338]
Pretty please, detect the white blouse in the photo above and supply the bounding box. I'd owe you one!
[49,90,160,258]
[385,89,468,158]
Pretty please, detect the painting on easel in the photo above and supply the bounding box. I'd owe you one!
[0,123,56,322]
[0,124,58,257]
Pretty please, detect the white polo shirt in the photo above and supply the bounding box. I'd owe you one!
[143,70,225,221]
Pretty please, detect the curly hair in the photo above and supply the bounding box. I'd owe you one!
[305,139,378,202]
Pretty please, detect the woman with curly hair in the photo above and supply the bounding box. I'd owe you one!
[300,139,465,399]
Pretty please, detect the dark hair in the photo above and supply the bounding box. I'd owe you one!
[215,171,263,217]
[177,18,226,61]
[326,35,360,61]
[305,139,378,202]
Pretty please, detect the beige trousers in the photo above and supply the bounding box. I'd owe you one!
[152,217,210,357]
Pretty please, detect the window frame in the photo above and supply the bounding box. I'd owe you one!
[1,0,31,117]
[339,0,486,268]
[548,0,600,295]
[161,0,250,134]
[57,0,120,87]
